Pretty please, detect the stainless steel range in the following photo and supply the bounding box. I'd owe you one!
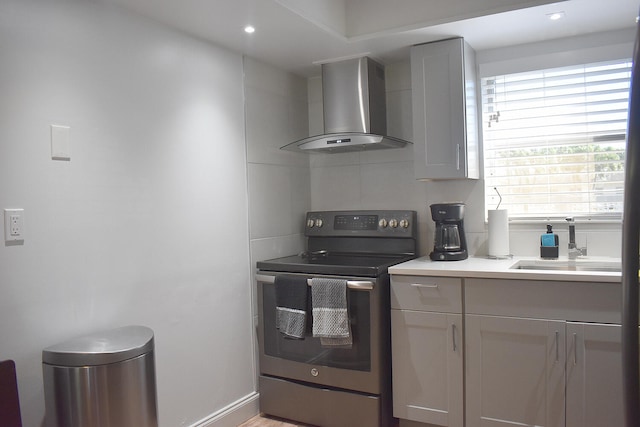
[256,210,417,427]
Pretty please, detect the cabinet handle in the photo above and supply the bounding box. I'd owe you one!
[456,144,460,170]
[452,324,457,352]
[555,331,559,362]
[573,333,578,365]
[411,283,438,289]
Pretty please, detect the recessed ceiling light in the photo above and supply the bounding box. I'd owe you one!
[547,11,565,21]
[244,25,255,34]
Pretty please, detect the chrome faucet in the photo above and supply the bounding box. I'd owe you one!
[565,217,587,259]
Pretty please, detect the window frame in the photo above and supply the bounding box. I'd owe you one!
[476,32,635,223]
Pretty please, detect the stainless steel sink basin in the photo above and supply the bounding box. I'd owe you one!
[510,259,622,273]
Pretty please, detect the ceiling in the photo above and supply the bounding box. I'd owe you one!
[101,0,639,77]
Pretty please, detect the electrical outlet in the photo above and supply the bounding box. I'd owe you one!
[10,215,21,235]
[4,209,24,242]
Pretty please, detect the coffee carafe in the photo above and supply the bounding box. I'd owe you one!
[430,203,468,261]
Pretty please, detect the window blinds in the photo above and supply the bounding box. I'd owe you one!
[482,59,631,219]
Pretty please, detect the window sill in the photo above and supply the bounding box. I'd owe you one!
[485,217,623,232]
[505,217,622,225]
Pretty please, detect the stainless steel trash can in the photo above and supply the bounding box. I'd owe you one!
[42,325,158,427]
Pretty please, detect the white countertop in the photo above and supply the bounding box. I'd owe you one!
[389,256,622,283]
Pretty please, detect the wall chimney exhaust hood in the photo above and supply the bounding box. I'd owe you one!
[281,57,412,153]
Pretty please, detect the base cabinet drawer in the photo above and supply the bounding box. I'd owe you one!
[391,276,461,313]
[465,278,621,323]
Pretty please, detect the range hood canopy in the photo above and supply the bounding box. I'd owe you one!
[281,56,412,153]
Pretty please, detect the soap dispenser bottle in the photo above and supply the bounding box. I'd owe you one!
[540,224,559,259]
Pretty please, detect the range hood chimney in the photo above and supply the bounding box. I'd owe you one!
[281,57,412,153]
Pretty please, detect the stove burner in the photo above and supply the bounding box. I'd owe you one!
[299,250,328,259]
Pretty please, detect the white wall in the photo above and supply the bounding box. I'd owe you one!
[244,57,311,324]
[0,1,256,426]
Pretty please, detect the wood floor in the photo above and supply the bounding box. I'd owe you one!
[238,414,400,427]
[238,413,315,427]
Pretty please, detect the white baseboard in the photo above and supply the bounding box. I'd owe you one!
[189,392,260,427]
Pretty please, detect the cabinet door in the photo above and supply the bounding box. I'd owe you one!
[391,310,463,427]
[466,315,565,427]
[411,38,478,180]
[566,322,623,427]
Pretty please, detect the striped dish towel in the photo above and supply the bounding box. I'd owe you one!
[311,278,352,348]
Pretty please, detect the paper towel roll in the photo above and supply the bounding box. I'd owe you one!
[488,209,510,258]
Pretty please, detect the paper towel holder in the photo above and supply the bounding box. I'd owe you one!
[493,187,503,210]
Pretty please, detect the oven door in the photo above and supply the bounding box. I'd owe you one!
[256,272,389,395]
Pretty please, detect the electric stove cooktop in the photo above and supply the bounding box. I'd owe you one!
[256,252,416,277]
[257,210,418,277]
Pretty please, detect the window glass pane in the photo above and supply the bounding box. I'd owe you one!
[482,59,630,219]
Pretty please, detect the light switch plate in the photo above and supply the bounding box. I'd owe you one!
[51,125,71,161]
[4,209,24,242]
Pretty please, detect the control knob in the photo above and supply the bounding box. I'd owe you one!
[389,219,399,228]
[315,219,323,228]
[307,219,315,228]
[400,219,409,228]
[378,219,388,228]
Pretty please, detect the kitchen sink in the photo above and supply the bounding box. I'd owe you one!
[510,259,622,273]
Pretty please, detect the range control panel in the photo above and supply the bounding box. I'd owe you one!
[304,210,417,238]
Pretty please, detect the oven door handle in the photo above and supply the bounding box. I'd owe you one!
[255,274,374,291]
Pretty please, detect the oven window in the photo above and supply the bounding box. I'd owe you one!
[262,283,371,371]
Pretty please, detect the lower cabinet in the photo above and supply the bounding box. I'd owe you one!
[391,276,463,427]
[465,318,623,427]
[391,275,624,427]
[391,311,463,426]
[465,315,566,427]
[565,322,623,427]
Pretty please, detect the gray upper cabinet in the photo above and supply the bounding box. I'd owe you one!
[411,38,480,180]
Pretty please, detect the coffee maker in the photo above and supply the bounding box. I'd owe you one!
[429,203,468,261]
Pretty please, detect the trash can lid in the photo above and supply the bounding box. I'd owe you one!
[42,325,154,367]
